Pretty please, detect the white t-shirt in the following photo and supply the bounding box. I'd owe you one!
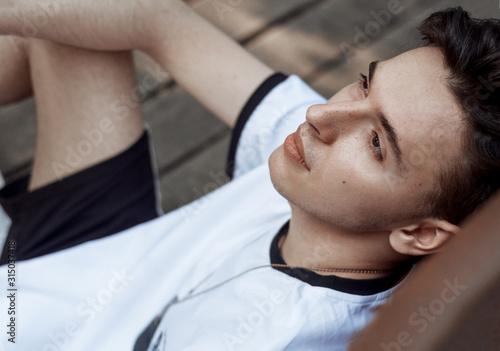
[0,75,412,351]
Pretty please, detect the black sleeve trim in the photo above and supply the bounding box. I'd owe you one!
[226,73,288,179]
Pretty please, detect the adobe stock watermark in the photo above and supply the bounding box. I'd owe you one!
[236,104,293,165]
[194,0,245,22]
[109,63,169,119]
[340,0,404,62]
[50,118,117,179]
[180,170,231,222]
[50,62,168,180]
[32,268,134,351]
[6,0,70,53]
[222,288,287,350]
[222,273,305,350]
[379,277,467,351]
[397,5,444,55]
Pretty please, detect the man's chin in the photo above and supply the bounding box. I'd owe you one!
[268,146,281,177]
[268,146,294,202]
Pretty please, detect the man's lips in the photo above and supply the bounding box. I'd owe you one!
[284,126,309,170]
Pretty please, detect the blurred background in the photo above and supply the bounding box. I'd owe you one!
[0,0,498,214]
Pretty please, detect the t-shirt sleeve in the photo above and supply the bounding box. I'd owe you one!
[226,73,327,179]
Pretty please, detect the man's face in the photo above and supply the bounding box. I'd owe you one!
[269,47,464,232]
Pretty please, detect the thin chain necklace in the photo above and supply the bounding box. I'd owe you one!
[139,224,396,345]
[270,263,389,274]
[187,263,391,303]
[146,224,395,338]
[136,262,398,348]
[159,263,391,317]
[275,231,390,275]
[139,262,395,347]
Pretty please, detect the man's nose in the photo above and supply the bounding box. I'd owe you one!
[305,101,369,144]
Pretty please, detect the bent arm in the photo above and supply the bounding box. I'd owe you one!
[0,0,273,126]
[145,0,274,127]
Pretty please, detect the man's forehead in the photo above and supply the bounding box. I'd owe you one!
[379,47,449,86]
[375,47,462,125]
[373,47,464,170]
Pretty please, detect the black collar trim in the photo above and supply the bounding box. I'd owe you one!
[270,222,414,296]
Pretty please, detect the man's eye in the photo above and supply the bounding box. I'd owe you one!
[371,132,383,162]
[359,73,369,96]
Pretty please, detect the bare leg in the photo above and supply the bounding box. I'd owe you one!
[0,36,31,106]
[27,39,143,190]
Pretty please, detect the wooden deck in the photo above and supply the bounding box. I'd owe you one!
[0,0,497,212]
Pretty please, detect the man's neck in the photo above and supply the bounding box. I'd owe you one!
[280,204,411,279]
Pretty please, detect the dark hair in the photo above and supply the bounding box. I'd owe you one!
[419,7,500,225]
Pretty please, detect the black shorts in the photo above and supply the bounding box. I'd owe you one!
[0,131,161,265]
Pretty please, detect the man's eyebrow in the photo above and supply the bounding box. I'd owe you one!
[368,60,404,170]
[368,60,378,87]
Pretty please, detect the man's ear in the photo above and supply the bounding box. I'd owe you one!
[389,218,460,256]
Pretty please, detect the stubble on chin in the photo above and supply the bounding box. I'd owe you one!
[268,146,292,200]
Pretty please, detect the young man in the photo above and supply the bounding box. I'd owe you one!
[0,2,498,350]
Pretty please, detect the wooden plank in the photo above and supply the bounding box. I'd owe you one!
[246,0,409,78]
[135,0,500,92]
[189,0,320,41]
[0,98,36,175]
[159,133,231,212]
[309,18,424,98]
[309,0,499,97]
[133,51,171,92]
[134,0,322,88]
[142,87,230,174]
